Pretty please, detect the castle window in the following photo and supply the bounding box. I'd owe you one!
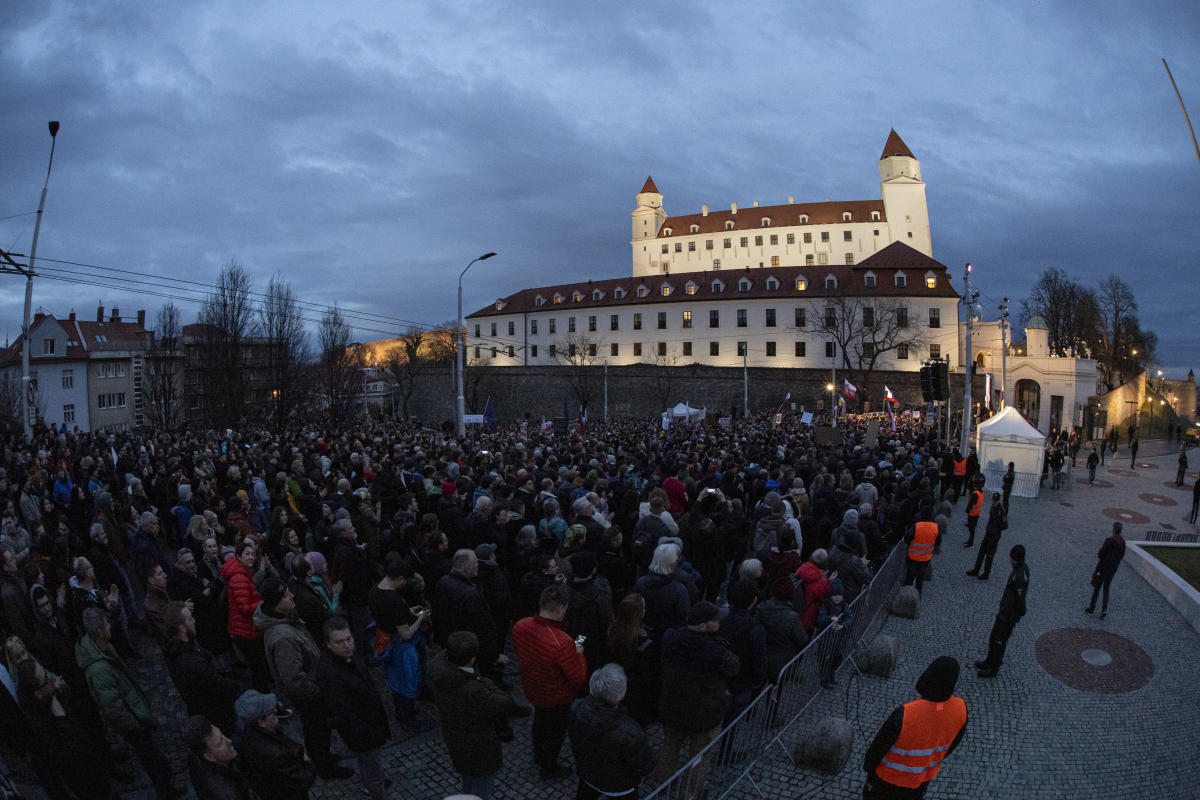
[769,234,778,245]
[611,343,619,356]
[871,211,880,221]
[804,232,812,243]
[553,294,564,304]
[592,289,604,301]
[705,239,713,250]
[588,315,597,332]
[572,291,583,302]
[929,308,941,329]
[663,227,673,236]
[796,278,808,291]
[475,346,481,358]
[568,317,576,333]
[709,310,720,328]
[765,308,776,327]
[614,287,626,299]
[766,277,779,291]
[661,284,672,297]
[738,278,752,293]
[683,341,692,357]
[864,272,876,288]
[874,229,880,236]
[682,311,692,328]
[843,230,853,242]
[739,236,748,247]
[588,344,596,357]
[688,241,695,252]
[508,345,515,357]
[794,307,806,327]
[723,238,731,249]
[633,343,642,357]
[897,307,909,328]
[821,231,830,242]
[761,218,770,227]
[795,341,807,357]
[710,341,720,356]
[531,319,538,334]
[925,272,938,289]
[712,280,725,293]
[842,212,852,222]
[508,321,515,335]
[845,253,854,265]
[474,324,480,338]
[825,275,837,290]
[770,256,780,267]
[495,301,504,311]
[799,215,809,223]
[689,224,699,233]
[633,313,642,330]
[737,309,747,327]
[661,244,669,254]
[805,255,814,266]
[674,243,682,252]
[611,314,619,331]
[657,311,667,329]
[712,259,721,269]
[490,323,497,336]
[535,295,546,306]
[766,342,776,357]
[531,345,539,357]
[657,342,666,356]
[862,307,875,327]
[725,220,735,230]
[685,281,698,295]
[549,344,556,358]
[787,233,795,244]
[636,285,649,297]
[895,273,907,287]
[898,344,909,359]
[754,235,763,246]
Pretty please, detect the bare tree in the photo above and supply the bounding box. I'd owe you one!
[259,274,309,427]
[385,327,430,419]
[641,348,683,411]
[0,372,22,422]
[318,305,362,425]
[552,332,605,412]
[1021,267,1099,358]
[197,260,257,427]
[145,303,183,429]
[1093,275,1156,391]
[816,295,927,410]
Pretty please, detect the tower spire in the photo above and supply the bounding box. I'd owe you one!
[880,129,915,160]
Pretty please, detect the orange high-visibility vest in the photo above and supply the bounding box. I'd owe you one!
[953,459,966,477]
[967,490,983,518]
[908,522,937,562]
[874,697,967,789]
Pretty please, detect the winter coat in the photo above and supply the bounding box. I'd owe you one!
[76,633,154,736]
[315,649,389,753]
[795,562,830,632]
[428,650,531,777]
[254,606,323,705]
[755,597,808,676]
[163,636,243,733]
[432,571,498,665]
[633,571,690,639]
[719,607,769,696]
[752,512,785,553]
[332,538,372,608]
[187,753,256,800]
[475,560,513,645]
[827,544,870,601]
[566,576,614,672]
[222,557,263,641]
[569,695,656,794]
[289,576,335,644]
[832,520,866,558]
[512,614,587,708]
[240,722,317,800]
[658,626,739,734]
[1096,535,1126,578]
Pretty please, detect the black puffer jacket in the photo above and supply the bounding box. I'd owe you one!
[315,650,390,753]
[658,626,739,733]
[569,695,655,794]
[163,636,244,733]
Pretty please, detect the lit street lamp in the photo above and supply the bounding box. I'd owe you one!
[826,383,835,425]
[21,120,60,440]
[456,252,496,437]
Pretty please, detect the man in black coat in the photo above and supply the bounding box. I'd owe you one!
[1085,522,1126,619]
[167,547,228,655]
[316,616,391,800]
[975,545,1030,678]
[235,690,316,800]
[184,715,255,800]
[652,601,740,795]
[570,664,655,800]
[331,519,374,660]
[162,600,245,735]
[473,543,512,664]
[433,549,501,672]
[966,494,1007,580]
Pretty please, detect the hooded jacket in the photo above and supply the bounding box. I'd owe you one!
[633,571,690,639]
[658,626,740,733]
[569,694,656,794]
[222,557,262,641]
[794,562,830,632]
[76,633,154,736]
[253,604,323,704]
[428,650,530,777]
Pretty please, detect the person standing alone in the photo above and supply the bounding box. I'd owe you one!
[1085,522,1126,620]
[967,494,1007,580]
[975,545,1029,679]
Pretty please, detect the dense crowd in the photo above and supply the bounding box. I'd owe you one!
[0,408,989,800]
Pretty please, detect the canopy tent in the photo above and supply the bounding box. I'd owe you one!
[661,402,706,422]
[975,405,1046,498]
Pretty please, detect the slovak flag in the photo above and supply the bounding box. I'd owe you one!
[884,386,898,405]
[843,379,857,399]
[784,391,791,402]
[578,406,588,435]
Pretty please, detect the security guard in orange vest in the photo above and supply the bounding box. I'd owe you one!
[962,480,984,548]
[903,515,938,595]
[951,450,967,500]
[863,656,967,799]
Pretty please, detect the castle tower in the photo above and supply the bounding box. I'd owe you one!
[631,176,667,276]
[879,130,932,258]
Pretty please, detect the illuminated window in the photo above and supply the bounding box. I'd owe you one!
[685,282,697,295]
[682,311,692,328]
[925,274,937,289]
[796,278,808,291]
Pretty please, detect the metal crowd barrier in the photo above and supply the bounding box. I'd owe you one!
[644,543,908,799]
[982,468,1042,498]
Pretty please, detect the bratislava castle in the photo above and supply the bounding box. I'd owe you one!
[630,129,932,277]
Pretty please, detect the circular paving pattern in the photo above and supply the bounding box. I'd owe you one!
[1077,478,1114,488]
[1107,469,1137,478]
[1035,628,1154,693]
[1162,481,1193,492]
[1139,493,1177,507]
[1102,507,1150,524]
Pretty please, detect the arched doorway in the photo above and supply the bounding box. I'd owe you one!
[1014,379,1041,429]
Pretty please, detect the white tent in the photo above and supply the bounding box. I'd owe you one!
[975,405,1046,498]
[661,402,706,423]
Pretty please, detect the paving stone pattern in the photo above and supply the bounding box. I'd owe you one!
[8,442,1199,799]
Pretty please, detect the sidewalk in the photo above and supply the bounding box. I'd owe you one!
[744,446,1200,798]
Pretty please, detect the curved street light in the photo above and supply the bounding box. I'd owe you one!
[21,120,60,440]
[456,252,497,436]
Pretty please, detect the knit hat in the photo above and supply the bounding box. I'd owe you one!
[235,690,279,722]
[686,601,720,626]
[828,578,845,598]
[842,509,859,526]
[441,481,457,497]
[260,576,288,610]
[306,551,327,575]
[474,542,498,562]
[915,656,960,702]
[564,524,588,550]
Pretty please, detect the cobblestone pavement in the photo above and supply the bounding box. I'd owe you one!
[7,441,1198,799]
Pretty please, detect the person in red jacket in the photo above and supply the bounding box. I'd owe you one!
[222,541,269,690]
[512,583,587,781]
[794,549,833,634]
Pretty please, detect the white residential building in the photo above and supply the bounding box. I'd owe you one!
[631,130,932,277]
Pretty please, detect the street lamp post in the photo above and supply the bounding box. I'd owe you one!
[456,252,496,437]
[826,383,835,426]
[21,121,60,441]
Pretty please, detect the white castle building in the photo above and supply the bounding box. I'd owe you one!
[631,130,932,277]
[464,131,959,375]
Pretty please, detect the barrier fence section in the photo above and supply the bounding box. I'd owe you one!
[644,543,908,800]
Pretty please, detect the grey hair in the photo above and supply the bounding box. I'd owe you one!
[543,498,559,516]
[82,606,108,636]
[648,542,680,576]
[589,663,628,705]
[474,495,493,513]
[89,522,106,542]
[572,497,594,517]
[333,518,353,535]
[73,556,92,580]
[139,511,157,529]
[738,558,763,580]
[178,483,192,503]
[451,548,476,572]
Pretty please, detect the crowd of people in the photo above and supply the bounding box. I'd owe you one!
[0,408,1003,799]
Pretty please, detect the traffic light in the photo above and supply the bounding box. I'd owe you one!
[920,365,933,403]
[933,361,950,402]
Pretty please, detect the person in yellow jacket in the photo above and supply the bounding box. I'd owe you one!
[862,656,967,799]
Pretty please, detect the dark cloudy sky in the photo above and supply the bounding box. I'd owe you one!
[2,0,1198,374]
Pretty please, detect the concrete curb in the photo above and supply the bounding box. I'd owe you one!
[1126,541,1200,636]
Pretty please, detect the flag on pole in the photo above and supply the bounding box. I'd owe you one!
[888,403,897,433]
[843,379,857,398]
[884,385,898,405]
[837,394,845,411]
[483,396,497,431]
[784,391,791,402]
[578,405,588,436]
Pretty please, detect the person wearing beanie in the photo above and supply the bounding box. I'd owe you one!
[863,655,967,798]
[816,577,853,689]
[253,576,352,780]
[975,545,1030,678]
[653,599,739,795]
[566,550,614,674]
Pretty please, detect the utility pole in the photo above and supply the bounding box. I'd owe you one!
[19,122,60,441]
[831,348,837,428]
[603,360,608,419]
[742,348,749,417]
[998,298,1009,409]
[960,262,977,455]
